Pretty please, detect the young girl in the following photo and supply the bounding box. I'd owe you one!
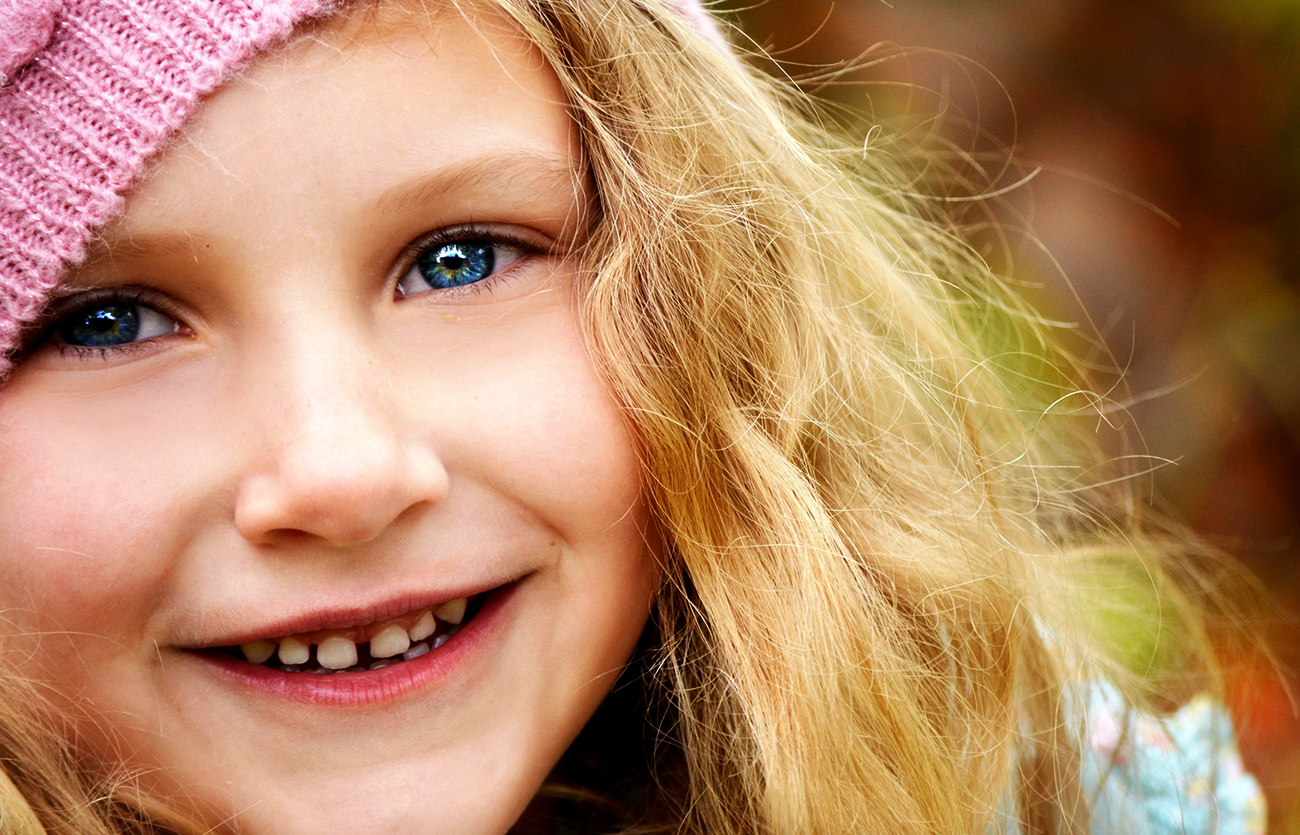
[0,1,1269,833]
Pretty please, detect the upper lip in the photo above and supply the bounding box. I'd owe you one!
[186,574,524,649]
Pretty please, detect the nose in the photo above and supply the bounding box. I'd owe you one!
[233,329,449,548]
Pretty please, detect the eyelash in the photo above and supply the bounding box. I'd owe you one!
[23,287,187,363]
[22,226,543,363]
[394,225,541,301]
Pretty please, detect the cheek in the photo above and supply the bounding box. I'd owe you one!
[400,297,647,540]
[404,300,661,720]
[485,354,643,529]
[0,388,196,658]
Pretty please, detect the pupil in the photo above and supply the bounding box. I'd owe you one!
[418,242,494,289]
[60,303,139,347]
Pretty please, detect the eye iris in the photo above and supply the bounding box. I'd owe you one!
[59,303,140,347]
[417,242,494,289]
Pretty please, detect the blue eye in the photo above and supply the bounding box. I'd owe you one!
[420,242,493,288]
[51,299,176,349]
[397,236,524,298]
[59,303,139,347]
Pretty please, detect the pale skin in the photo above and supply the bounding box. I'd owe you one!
[0,5,659,834]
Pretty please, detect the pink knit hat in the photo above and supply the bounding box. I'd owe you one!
[0,0,730,377]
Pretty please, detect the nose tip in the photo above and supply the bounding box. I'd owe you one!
[235,424,449,548]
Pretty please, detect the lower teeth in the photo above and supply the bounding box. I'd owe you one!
[403,642,431,661]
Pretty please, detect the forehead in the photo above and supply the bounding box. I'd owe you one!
[99,0,578,252]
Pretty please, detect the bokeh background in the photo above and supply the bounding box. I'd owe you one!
[724,0,1300,830]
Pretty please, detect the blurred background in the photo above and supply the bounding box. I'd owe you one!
[724,0,1300,829]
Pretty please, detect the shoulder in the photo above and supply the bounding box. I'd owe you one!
[1082,681,1267,835]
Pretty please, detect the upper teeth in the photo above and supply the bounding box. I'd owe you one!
[241,639,276,664]
[317,636,358,670]
[408,610,436,642]
[239,598,470,669]
[369,623,410,659]
[278,636,310,666]
[433,597,466,624]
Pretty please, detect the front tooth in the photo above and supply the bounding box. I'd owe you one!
[408,610,436,642]
[434,597,467,625]
[241,640,276,664]
[370,624,411,659]
[278,636,310,666]
[403,642,431,661]
[317,636,358,670]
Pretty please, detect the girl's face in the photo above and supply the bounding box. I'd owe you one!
[0,5,658,834]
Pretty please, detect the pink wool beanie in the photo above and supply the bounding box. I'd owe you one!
[0,0,730,377]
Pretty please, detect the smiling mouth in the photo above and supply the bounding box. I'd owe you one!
[211,595,486,674]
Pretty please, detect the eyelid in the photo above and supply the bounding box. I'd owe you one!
[402,223,554,257]
[42,285,182,317]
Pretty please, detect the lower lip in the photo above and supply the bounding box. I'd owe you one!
[193,584,517,707]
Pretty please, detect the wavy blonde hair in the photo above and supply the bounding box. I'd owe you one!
[494,2,1226,832]
[1,1,1229,833]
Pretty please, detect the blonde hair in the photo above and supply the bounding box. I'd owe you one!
[0,667,204,835]
[496,1,1226,832]
[1,1,1232,832]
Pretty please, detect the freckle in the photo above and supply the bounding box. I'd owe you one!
[444,314,457,323]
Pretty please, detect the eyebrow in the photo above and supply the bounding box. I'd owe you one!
[372,151,587,217]
[75,151,588,274]
[76,228,213,279]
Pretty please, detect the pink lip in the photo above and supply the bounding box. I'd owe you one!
[193,582,517,707]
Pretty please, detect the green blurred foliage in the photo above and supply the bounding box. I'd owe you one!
[1080,555,1193,684]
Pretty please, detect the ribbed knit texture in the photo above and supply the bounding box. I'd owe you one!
[0,0,330,376]
[0,0,727,376]
[0,0,61,87]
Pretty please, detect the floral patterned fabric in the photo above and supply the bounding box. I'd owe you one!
[1082,682,1267,835]
[544,683,1267,835]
